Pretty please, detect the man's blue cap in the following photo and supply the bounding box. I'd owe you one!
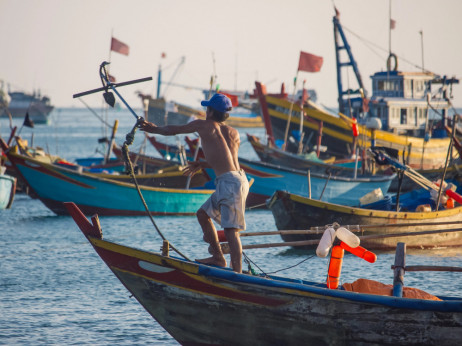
[201,93,232,113]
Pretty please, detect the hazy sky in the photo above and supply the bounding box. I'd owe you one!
[1,0,461,109]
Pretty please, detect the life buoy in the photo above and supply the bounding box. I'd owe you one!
[326,241,377,289]
[327,245,344,289]
[340,241,377,263]
[316,227,336,258]
[387,53,398,72]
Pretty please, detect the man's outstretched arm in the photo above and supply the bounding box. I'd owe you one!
[139,119,202,136]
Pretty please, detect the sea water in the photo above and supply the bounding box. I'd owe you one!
[1,108,461,345]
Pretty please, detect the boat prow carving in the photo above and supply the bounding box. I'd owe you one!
[64,202,103,239]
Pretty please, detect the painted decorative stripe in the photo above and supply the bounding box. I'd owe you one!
[138,260,175,273]
[240,164,282,178]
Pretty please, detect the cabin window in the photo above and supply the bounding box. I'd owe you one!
[400,108,407,124]
[377,80,397,91]
[405,80,412,90]
[418,108,426,119]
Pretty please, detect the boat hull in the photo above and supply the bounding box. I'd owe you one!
[0,173,16,209]
[239,158,395,207]
[1,145,213,216]
[267,190,462,250]
[66,210,462,346]
[144,96,264,128]
[265,96,456,170]
[6,105,53,124]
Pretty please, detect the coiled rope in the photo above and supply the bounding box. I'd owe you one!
[121,119,191,261]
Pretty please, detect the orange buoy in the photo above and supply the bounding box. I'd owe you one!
[326,245,344,289]
[446,198,455,209]
[340,241,377,263]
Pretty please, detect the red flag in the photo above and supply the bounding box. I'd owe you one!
[161,52,166,58]
[298,51,323,73]
[111,37,129,56]
[218,92,239,107]
[390,19,396,30]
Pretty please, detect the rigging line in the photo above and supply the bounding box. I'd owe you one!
[342,25,433,73]
[341,25,388,62]
[266,255,316,275]
[243,252,268,277]
[246,202,267,210]
[78,98,114,129]
[121,122,191,261]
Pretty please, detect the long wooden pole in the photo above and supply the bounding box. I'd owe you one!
[220,227,462,252]
[236,220,462,238]
[282,75,298,151]
[392,265,462,272]
[435,116,456,211]
[219,220,462,240]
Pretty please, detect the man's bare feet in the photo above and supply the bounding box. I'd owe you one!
[196,256,227,268]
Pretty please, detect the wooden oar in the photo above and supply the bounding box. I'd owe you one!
[217,220,462,241]
[309,220,462,231]
[391,265,462,272]
[220,227,462,253]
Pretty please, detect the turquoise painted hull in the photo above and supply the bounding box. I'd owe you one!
[6,152,213,216]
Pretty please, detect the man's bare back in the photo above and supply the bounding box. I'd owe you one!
[139,118,240,177]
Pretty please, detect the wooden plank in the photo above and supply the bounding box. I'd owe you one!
[391,265,462,272]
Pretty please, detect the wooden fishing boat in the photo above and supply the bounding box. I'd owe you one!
[247,133,361,173]
[111,145,180,173]
[139,94,264,128]
[71,145,183,175]
[85,167,210,189]
[255,14,460,170]
[0,168,16,209]
[147,134,395,207]
[237,157,395,207]
[0,139,213,216]
[146,134,201,163]
[267,189,462,250]
[248,133,462,193]
[65,202,462,345]
[258,91,457,170]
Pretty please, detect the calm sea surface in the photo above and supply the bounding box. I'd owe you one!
[1,107,461,345]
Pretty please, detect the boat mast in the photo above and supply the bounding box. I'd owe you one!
[333,13,366,117]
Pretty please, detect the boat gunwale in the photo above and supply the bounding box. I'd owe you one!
[285,190,462,219]
[88,236,462,312]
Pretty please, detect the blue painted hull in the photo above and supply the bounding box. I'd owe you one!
[238,158,395,206]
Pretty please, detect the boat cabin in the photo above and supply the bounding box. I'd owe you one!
[367,70,458,137]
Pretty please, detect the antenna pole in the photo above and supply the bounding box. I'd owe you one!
[420,30,425,72]
[388,0,392,56]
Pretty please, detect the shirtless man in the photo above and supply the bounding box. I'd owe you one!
[138,93,249,273]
